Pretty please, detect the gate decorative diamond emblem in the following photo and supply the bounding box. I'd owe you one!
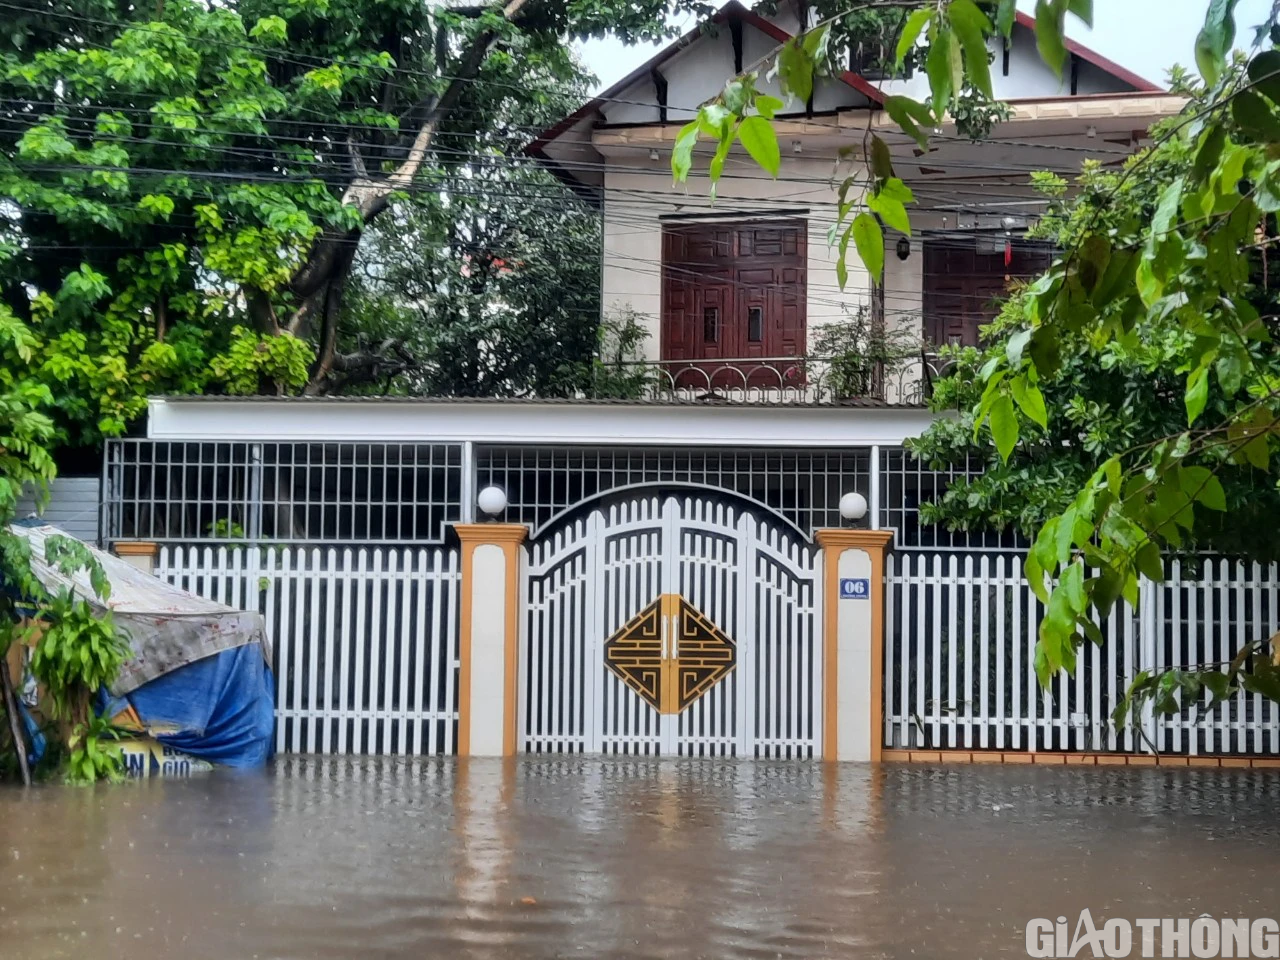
[603,593,736,715]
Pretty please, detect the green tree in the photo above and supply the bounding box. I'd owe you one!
[910,94,1280,564]
[680,0,1280,717]
[1,0,705,444]
[0,307,124,783]
[342,67,603,397]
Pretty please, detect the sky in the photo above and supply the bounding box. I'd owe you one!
[576,0,1273,94]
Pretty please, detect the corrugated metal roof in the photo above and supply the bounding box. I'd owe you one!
[151,394,925,410]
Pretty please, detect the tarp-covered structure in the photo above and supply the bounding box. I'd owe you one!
[10,524,274,767]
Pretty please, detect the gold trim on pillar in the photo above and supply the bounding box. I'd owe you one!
[113,541,159,558]
[815,528,894,763]
[454,523,528,757]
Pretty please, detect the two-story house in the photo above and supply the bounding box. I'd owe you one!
[92,6,1243,767]
[529,0,1180,401]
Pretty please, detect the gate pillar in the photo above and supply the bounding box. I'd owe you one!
[815,529,894,762]
[455,523,527,757]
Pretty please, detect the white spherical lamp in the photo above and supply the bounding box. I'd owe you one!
[477,485,508,517]
[838,492,868,522]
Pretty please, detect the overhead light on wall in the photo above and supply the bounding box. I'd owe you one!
[1086,125,1097,138]
[648,148,660,161]
[896,236,911,261]
[792,140,802,154]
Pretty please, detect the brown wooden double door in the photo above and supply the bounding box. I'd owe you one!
[922,237,1053,347]
[661,220,807,389]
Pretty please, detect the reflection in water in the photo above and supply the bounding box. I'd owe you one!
[1,760,1277,959]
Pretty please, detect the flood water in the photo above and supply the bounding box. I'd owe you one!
[2,759,1278,960]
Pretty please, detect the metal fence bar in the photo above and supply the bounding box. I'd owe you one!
[154,543,461,756]
[886,549,1280,756]
[105,439,464,544]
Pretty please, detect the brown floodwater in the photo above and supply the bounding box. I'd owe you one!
[1,759,1278,959]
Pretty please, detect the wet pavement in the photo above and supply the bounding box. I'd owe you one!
[1,758,1278,959]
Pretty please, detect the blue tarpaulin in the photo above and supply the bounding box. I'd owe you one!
[12,524,275,768]
[101,644,274,767]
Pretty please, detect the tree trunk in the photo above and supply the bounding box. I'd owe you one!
[287,0,532,394]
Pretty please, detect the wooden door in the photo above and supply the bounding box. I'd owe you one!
[661,220,807,390]
[922,238,1052,347]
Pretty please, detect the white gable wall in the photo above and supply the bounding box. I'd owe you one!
[602,154,873,363]
[883,23,1142,101]
[599,17,869,129]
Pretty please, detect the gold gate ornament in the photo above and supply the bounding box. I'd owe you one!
[603,593,736,715]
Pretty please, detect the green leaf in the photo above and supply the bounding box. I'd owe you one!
[1091,566,1124,619]
[1192,123,1227,183]
[989,392,1018,462]
[850,212,884,283]
[879,177,914,204]
[949,0,994,98]
[1025,548,1047,603]
[869,135,894,181]
[722,80,749,115]
[1241,659,1280,703]
[802,24,830,59]
[995,0,1016,35]
[737,116,781,177]
[1135,542,1165,583]
[1184,364,1209,425]
[1033,0,1068,77]
[867,189,911,235]
[1060,560,1086,612]
[249,14,288,43]
[697,103,732,138]
[1067,0,1093,25]
[1215,350,1246,396]
[1151,176,1184,237]
[671,120,699,182]
[1010,376,1048,428]
[1195,0,1240,87]
[884,96,934,149]
[896,8,933,65]
[926,26,955,119]
[1231,90,1280,142]
[1202,671,1233,708]
[1005,328,1032,367]
[753,95,785,119]
[1248,49,1280,105]
[708,129,735,193]
[778,41,815,104]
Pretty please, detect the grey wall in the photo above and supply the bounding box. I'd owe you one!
[16,476,100,545]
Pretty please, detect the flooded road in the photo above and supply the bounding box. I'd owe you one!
[2,759,1278,959]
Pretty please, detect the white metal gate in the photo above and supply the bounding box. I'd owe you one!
[522,495,822,758]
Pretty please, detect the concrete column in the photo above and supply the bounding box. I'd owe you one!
[816,529,894,762]
[455,524,527,757]
[113,541,158,576]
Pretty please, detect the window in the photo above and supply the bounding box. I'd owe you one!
[747,306,763,343]
[703,307,719,343]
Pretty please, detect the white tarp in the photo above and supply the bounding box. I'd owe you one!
[11,524,269,695]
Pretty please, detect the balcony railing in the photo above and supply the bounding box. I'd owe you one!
[587,356,942,405]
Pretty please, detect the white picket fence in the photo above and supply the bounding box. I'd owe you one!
[155,544,462,756]
[886,551,1280,756]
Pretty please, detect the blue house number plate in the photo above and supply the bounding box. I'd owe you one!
[839,578,869,600]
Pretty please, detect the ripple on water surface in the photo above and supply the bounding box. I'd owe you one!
[1,758,1278,959]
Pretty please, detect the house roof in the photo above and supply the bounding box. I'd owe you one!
[526,0,882,159]
[529,3,1163,161]
[1012,10,1162,94]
